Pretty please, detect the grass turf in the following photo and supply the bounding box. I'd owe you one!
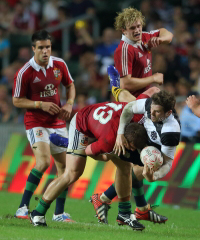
[0,192,200,240]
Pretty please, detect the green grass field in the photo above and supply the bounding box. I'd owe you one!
[0,192,200,240]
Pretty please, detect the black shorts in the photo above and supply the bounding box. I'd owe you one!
[120,149,143,166]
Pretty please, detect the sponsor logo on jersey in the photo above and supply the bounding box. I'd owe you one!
[40,84,57,97]
[53,68,62,81]
[144,59,151,74]
[151,131,157,140]
[33,77,41,83]
[80,135,89,146]
[138,52,143,58]
[36,129,43,137]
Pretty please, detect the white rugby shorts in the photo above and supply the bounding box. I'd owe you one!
[67,113,96,156]
[26,127,68,155]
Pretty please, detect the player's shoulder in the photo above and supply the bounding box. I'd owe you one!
[162,114,181,133]
[15,61,32,77]
[115,40,135,54]
[51,56,67,68]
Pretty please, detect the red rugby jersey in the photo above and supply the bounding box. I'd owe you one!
[76,94,149,156]
[114,30,160,97]
[13,56,74,130]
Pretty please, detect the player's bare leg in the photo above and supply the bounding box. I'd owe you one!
[30,154,86,226]
[142,87,160,98]
[44,155,86,201]
[112,86,160,102]
[111,157,145,230]
[52,152,74,222]
[117,89,136,102]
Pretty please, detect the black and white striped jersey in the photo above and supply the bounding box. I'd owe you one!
[132,98,181,159]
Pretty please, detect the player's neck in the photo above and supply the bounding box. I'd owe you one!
[34,56,48,69]
[122,34,142,45]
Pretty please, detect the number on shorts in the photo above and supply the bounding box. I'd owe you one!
[93,103,122,124]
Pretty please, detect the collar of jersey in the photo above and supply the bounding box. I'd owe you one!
[121,34,143,50]
[29,56,53,72]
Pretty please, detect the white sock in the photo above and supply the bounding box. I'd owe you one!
[100,193,111,203]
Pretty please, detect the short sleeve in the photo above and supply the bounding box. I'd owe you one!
[161,145,177,159]
[142,30,160,42]
[132,99,147,114]
[61,61,74,86]
[91,135,115,155]
[12,67,29,98]
[114,45,134,77]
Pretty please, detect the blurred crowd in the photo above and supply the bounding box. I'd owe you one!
[0,0,200,142]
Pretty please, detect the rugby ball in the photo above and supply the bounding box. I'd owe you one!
[140,146,163,171]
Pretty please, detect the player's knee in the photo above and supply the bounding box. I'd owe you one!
[63,168,83,184]
[145,87,160,97]
[119,162,132,176]
[35,157,50,172]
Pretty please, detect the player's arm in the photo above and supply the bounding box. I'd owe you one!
[147,28,173,49]
[158,28,173,44]
[153,153,173,181]
[114,100,146,155]
[59,82,76,121]
[12,97,61,115]
[120,73,163,92]
[85,145,109,162]
[186,95,200,118]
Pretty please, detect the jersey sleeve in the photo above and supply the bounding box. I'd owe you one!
[12,68,29,98]
[91,135,115,156]
[114,45,134,77]
[132,99,147,114]
[161,145,177,159]
[61,61,74,86]
[142,30,160,42]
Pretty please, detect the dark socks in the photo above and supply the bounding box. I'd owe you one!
[19,168,43,208]
[54,188,68,215]
[132,171,147,207]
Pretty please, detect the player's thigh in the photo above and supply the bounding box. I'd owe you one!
[142,86,160,97]
[52,151,67,176]
[26,127,51,164]
[119,89,136,102]
[64,154,87,181]
[111,155,132,174]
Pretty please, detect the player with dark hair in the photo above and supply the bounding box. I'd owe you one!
[13,30,75,222]
[29,97,156,230]
[90,89,180,225]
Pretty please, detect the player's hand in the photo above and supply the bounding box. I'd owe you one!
[41,102,61,115]
[186,95,199,111]
[147,37,162,49]
[113,134,128,156]
[58,103,73,121]
[142,163,155,182]
[153,73,163,85]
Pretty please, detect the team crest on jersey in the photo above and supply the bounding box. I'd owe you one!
[53,68,62,81]
[144,59,151,74]
[36,129,43,138]
[80,135,89,146]
[151,131,157,140]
